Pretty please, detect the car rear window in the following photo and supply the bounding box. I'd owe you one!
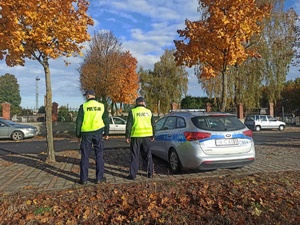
[245,116,255,121]
[191,115,246,131]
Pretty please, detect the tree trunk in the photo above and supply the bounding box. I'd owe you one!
[114,102,118,116]
[220,71,227,112]
[110,103,114,116]
[42,59,55,163]
[234,68,241,114]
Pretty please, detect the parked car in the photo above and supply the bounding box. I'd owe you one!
[109,116,126,134]
[244,115,286,132]
[151,109,255,173]
[0,118,38,140]
[283,114,296,125]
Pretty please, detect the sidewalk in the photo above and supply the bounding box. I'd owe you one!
[0,135,300,195]
[0,148,132,195]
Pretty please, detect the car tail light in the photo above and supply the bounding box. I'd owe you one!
[243,129,253,137]
[184,131,211,141]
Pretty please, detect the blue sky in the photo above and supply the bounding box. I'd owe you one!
[0,0,299,109]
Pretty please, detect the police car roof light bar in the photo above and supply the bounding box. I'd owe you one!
[170,109,206,113]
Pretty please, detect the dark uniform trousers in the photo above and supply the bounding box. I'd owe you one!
[129,137,153,178]
[80,133,104,182]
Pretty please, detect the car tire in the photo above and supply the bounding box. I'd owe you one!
[255,126,261,132]
[168,149,181,174]
[278,125,285,131]
[11,131,24,140]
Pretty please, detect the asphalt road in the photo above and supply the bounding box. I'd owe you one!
[0,137,129,155]
[0,128,299,155]
[252,130,300,145]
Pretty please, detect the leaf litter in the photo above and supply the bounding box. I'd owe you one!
[0,171,299,224]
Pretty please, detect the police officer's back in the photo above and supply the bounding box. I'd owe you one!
[125,97,155,180]
[76,90,109,184]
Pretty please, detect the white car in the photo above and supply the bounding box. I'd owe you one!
[244,115,286,131]
[109,116,126,134]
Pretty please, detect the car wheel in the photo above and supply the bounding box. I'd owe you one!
[278,125,285,131]
[11,131,24,140]
[168,149,181,174]
[255,126,261,132]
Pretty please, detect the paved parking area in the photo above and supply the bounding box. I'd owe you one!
[0,138,299,195]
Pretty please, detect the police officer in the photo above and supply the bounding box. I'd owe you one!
[125,96,155,180]
[76,90,109,185]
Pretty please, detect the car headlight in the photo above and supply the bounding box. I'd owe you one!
[25,128,35,131]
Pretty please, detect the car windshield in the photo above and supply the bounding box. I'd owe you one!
[0,119,17,126]
[191,115,246,131]
[114,117,126,124]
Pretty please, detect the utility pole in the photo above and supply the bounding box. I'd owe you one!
[36,76,40,112]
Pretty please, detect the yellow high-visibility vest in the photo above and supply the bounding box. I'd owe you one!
[131,107,153,137]
[81,100,105,132]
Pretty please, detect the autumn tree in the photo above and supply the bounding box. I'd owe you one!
[174,0,271,111]
[256,0,296,105]
[0,73,22,116]
[277,78,300,115]
[0,0,93,162]
[199,0,297,113]
[229,0,297,111]
[180,95,209,109]
[109,51,139,112]
[138,68,160,113]
[79,31,122,103]
[243,78,300,117]
[139,49,188,115]
[291,10,300,67]
[78,31,139,115]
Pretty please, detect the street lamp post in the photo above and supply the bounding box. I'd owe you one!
[36,76,40,112]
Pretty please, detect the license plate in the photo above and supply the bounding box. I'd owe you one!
[215,139,239,146]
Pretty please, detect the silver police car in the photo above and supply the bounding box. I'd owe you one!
[0,118,38,140]
[151,109,255,173]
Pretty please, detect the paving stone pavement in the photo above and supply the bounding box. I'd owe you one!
[0,138,299,195]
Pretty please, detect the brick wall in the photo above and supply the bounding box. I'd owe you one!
[1,102,11,120]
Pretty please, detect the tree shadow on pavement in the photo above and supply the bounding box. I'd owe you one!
[0,153,80,185]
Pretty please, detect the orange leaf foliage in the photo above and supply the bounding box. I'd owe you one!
[80,49,139,104]
[0,0,94,66]
[108,51,139,104]
[0,171,299,224]
[174,0,271,79]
